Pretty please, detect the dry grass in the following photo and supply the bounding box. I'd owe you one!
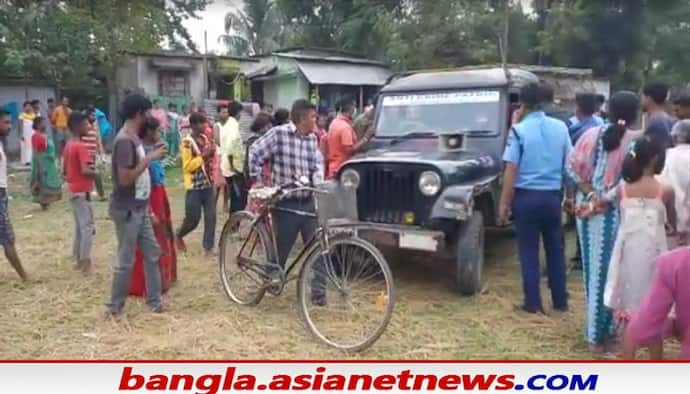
[0,169,679,360]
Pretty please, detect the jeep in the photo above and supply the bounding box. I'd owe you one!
[334,67,540,295]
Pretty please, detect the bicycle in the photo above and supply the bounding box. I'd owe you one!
[218,179,395,352]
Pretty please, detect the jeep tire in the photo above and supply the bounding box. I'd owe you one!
[454,211,484,295]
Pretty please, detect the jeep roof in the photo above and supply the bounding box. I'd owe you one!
[381,66,539,93]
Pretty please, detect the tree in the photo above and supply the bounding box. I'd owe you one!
[0,0,208,117]
[276,0,405,58]
[535,0,689,89]
[641,0,690,84]
[219,0,287,56]
[383,0,538,70]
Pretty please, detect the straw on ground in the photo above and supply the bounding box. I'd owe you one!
[0,170,679,359]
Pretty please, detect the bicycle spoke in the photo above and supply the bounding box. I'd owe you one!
[300,237,394,351]
[220,213,268,306]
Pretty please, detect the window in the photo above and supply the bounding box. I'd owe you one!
[158,70,189,96]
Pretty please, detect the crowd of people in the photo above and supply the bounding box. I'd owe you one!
[0,79,687,359]
[500,81,689,359]
[0,91,372,311]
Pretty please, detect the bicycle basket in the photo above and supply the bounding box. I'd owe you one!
[314,181,358,229]
[247,186,279,212]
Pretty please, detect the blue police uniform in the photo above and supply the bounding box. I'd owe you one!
[503,111,572,312]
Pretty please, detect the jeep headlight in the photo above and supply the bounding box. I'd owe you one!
[419,171,441,196]
[340,168,360,189]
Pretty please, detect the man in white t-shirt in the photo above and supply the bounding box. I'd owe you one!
[0,110,28,281]
[216,102,246,213]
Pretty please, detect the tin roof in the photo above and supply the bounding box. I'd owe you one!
[255,47,387,66]
[297,60,391,86]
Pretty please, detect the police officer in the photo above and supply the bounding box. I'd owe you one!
[499,82,572,314]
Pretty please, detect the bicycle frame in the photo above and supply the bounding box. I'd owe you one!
[241,186,332,282]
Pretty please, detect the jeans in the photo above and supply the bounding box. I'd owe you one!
[107,206,162,312]
[70,193,94,261]
[274,199,326,296]
[225,175,247,213]
[512,188,568,311]
[177,187,216,251]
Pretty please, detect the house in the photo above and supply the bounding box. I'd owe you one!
[114,51,257,123]
[517,64,611,110]
[242,48,392,112]
[0,80,56,160]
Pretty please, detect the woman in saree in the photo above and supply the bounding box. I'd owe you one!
[129,117,177,297]
[30,117,62,209]
[566,91,642,353]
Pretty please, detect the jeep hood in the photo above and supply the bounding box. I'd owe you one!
[344,138,500,184]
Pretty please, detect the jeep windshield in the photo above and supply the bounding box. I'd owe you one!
[376,90,502,137]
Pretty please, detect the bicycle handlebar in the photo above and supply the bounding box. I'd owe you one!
[276,182,329,200]
[249,180,329,206]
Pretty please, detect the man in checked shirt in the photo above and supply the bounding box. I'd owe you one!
[248,99,327,304]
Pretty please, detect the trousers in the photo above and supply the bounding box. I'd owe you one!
[274,199,326,295]
[226,174,247,213]
[177,187,216,251]
[70,193,94,261]
[512,188,568,311]
[107,206,162,312]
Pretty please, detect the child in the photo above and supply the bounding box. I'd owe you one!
[84,107,106,201]
[30,116,62,209]
[63,112,96,274]
[623,246,690,360]
[602,136,676,334]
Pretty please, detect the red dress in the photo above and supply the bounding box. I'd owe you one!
[129,183,177,296]
[31,132,47,152]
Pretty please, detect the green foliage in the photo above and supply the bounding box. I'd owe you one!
[384,0,539,70]
[0,0,208,89]
[536,0,690,89]
[271,0,537,70]
[219,0,288,56]
[276,0,404,58]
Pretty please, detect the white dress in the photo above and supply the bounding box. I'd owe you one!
[603,184,668,319]
[20,118,33,164]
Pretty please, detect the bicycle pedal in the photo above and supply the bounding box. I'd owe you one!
[237,256,260,267]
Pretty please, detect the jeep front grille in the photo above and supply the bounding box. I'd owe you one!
[353,164,433,225]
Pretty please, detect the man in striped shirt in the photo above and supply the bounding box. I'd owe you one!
[248,99,326,304]
[84,107,106,200]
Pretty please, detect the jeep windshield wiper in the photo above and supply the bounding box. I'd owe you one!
[376,131,438,141]
[380,131,437,144]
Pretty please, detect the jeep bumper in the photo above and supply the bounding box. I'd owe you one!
[329,221,445,253]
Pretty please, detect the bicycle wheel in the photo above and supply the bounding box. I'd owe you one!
[219,210,272,306]
[297,235,395,352]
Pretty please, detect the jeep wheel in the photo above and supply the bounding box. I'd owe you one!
[454,211,484,295]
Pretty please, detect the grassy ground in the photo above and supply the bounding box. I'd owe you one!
[0,168,676,359]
